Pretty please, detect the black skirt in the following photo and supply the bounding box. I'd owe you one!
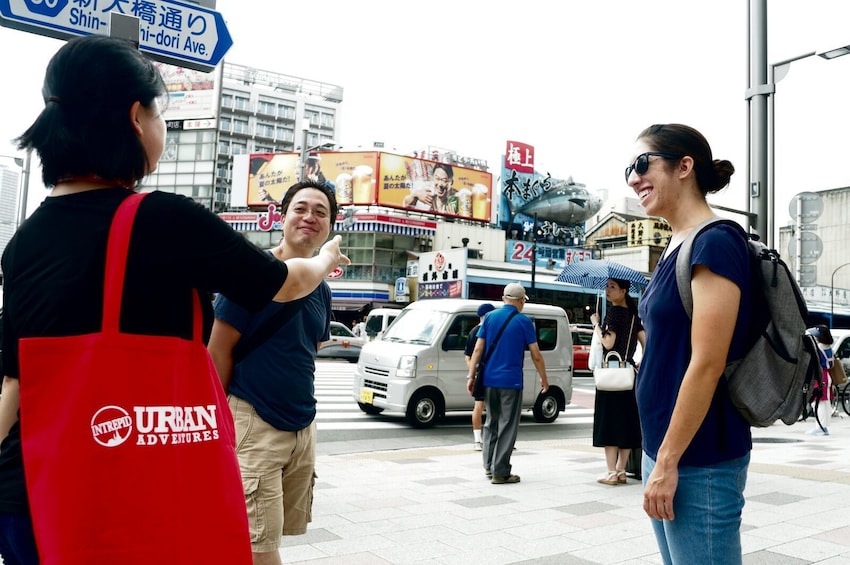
[592,388,642,448]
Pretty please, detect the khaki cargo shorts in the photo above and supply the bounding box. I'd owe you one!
[228,395,317,553]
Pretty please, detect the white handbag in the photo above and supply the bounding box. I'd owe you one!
[592,315,636,391]
[593,351,635,391]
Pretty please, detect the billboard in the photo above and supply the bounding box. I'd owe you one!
[504,140,534,173]
[156,62,220,123]
[506,240,593,270]
[244,151,492,222]
[499,153,602,245]
[246,151,378,208]
[417,249,468,299]
[247,153,300,206]
[378,153,492,222]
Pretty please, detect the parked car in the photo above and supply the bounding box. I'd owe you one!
[353,299,574,428]
[317,321,366,363]
[571,324,594,374]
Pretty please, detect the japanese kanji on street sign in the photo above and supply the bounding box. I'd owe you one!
[0,0,233,72]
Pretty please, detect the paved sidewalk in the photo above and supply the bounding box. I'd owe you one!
[279,411,850,564]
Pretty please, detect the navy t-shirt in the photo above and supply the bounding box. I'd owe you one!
[637,224,752,467]
[214,281,331,431]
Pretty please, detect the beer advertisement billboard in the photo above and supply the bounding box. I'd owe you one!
[245,151,492,223]
[247,153,299,206]
[376,153,492,222]
[247,151,380,208]
[307,151,380,206]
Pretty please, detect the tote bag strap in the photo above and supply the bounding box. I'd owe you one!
[625,315,635,363]
[102,193,204,343]
[482,310,519,365]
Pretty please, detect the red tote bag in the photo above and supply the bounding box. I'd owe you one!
[19,193,252,564]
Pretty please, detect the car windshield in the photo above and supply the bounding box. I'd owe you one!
[330,323,353,337]
[381,309,449,344]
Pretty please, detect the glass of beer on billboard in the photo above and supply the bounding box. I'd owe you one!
[457,188,472,217]
[335,173,353,204]
[472,183,489,219]
[352,165,373,203]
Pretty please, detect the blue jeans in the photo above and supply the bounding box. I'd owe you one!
[642,452,749,565]
[0,512,39,565]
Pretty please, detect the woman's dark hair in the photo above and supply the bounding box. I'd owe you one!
[280,179,338,222]
[16,35,166,188]
[636,124,735,196]
[816,324,834,346]
[610,278,639,318]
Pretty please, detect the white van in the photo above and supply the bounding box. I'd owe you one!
[364,307,401,341]
[353,299,574,428]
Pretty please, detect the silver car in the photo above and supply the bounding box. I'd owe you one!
[317,321,366,363]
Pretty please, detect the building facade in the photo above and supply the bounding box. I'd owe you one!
[0,161,21,267]
[145,61,342,212]
[779,186,850,327]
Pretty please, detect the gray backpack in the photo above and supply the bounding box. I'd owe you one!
[675,217,820,427]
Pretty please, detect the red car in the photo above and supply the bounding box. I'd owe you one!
[571,325,594,374]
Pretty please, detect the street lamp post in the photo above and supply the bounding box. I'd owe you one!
[747,33,850,250]
[768,51,815,250]
[830,262,850,326]
[299,118,310,181]
[530,213,537,302]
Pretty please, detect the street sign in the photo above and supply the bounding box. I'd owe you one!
[798,265,817,287]
[789,231,823,265]
[0,0,232,72]
[788,191,824,223]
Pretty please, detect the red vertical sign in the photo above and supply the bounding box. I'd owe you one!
[504,140,535,173]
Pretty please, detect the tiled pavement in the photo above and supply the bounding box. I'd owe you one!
[279,413,850,564]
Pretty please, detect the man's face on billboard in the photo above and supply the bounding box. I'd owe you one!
[433,167,451,197]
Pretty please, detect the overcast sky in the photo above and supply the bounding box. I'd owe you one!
[1,0,849,238]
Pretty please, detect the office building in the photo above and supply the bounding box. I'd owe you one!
[145,61,342,212]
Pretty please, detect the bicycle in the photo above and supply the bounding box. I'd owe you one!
[837,382,850,417]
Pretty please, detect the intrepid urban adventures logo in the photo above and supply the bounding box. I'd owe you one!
[90,404,220,447]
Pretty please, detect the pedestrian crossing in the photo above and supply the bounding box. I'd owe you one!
[314,360,596,431]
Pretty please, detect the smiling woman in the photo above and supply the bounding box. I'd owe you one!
[629,124,750,565]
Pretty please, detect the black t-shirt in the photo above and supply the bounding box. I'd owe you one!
[464,323,482,358]
[602,305,643,362]
[0,188,289,514]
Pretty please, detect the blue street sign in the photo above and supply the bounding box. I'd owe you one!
[0,0,233,72]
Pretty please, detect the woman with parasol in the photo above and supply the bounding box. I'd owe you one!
[590,278,645,485]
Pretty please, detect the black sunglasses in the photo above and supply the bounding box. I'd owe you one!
[624,152,682,182]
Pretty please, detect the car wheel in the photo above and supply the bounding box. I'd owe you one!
[357,402,383,415]
[532,389,560,423]
[406,389,443,429]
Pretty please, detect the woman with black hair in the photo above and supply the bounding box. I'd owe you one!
[590,278,645,485]
[0,36,347,564]
[629,124,750,564]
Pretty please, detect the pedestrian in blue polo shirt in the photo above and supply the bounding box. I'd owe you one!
[466,283,549,484]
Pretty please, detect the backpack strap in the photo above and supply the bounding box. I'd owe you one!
[675,217,748,319]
